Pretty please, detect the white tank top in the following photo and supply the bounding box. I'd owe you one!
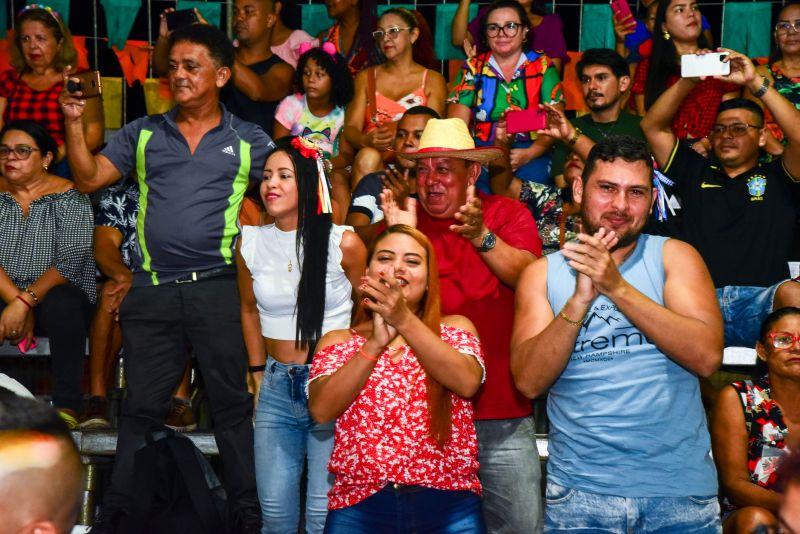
[240,224,354,340]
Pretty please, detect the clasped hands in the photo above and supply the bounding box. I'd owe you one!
[561,228,626,303]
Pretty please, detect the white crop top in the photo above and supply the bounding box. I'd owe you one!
[240,224,354,340]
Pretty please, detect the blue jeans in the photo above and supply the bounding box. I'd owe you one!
[476,141,553,194]
[324,486,486,534]
[544,481,721,533]
[716,281,787,347]
[254,356,335,534]
[474,416,543,534]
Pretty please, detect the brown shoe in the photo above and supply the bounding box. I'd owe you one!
[78,396,110,430]
[165,397,197,432]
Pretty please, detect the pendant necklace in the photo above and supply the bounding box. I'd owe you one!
[272,225,297,272]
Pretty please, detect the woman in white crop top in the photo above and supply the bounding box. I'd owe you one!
[236,136,366,534]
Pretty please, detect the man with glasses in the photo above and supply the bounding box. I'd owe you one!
[642,48,800,348]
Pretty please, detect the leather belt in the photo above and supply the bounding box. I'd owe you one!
[173,265,236,284]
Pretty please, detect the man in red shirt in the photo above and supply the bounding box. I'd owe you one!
[388,118,543,533]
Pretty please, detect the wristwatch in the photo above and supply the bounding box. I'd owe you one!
[477,230,497,253]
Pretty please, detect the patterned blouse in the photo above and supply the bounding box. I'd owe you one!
[732,375,791,492]
[0,189,96,303]
[520,181,579,256]
[95,179,140,269]
[309,325,486,510]
[763,64,800,144]
[448,50,563,146]
[0,69,65,146]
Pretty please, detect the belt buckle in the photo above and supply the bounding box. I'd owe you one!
[175,272,198,284]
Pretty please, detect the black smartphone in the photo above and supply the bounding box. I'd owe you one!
[66,70,102,98]
[166,9,198,31]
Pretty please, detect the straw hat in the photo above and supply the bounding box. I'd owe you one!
[400,118,504,164]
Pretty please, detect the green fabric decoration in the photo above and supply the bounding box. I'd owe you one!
[1,2,8,39]
[300,4,333,40]
[722,2,772,59]
[27,0,70,25]
[435,3,478,61]
[579,4,615,52]
[177,1,221,29]
[99,0,140,49]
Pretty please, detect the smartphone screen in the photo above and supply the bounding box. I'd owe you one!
[507,109,546,134]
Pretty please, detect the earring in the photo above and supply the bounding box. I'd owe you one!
[43,163,49,171]
[663,30,670,40]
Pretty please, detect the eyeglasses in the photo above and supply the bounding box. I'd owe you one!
[0,145,40,160]
[486,22,522,38]
[372,27,411,41]
[767,332,800,349]
[775,21,800,34]
[708,123,762,137]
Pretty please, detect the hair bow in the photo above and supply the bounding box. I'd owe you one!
[297,41,338,62]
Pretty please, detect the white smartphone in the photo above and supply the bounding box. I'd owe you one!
[681,52,730,78]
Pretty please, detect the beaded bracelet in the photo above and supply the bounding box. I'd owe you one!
[24,288,39,304]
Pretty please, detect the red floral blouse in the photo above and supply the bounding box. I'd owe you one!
[309,325,485,510]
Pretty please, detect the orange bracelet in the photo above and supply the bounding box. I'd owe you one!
[358,345,380,362]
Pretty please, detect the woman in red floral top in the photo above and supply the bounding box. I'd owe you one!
[308,224,487,533]
[632,0,738,140]
[711,307,800,534]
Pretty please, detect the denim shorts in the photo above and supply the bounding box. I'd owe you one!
[476,140,553,193]
[544,481,721,533]
[716,281,787,348]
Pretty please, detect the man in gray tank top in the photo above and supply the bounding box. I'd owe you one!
[511,136,724,532]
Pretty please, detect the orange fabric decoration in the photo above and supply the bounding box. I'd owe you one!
[72,36,90,72]
[561,51,588,114]
[112,40,150,87]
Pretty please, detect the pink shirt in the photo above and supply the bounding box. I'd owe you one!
[271,29,318,69]
[309,325,485,509]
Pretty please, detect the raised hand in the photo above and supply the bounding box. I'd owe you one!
[359,272,409,331]
[536,103,574,142]
[380,166,412,209]
[450,185,485,241]
[59,66,86,123]
[381,188,417,228]
[714,48,758,88]
[612,11,636,41]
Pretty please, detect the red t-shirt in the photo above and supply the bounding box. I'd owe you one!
[632,59,739,139]
[417,193,541,420]
[309,325,485,509]
[0,69,65,146]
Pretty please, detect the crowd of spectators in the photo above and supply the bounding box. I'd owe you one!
[1,0,799,532]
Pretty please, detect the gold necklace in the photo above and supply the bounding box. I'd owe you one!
[272,226,297,273]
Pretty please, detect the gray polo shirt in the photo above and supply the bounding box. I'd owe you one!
[101,105,274,286]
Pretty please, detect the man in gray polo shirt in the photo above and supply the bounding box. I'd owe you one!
[62,24,272,532]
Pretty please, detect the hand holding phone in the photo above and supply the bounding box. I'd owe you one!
[610,0,634,25]
[66,70,102,98]
[681,52,730,78]
[166,9,199,32]
[506,108,547,134]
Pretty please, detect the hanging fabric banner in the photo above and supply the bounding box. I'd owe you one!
[72,35,90,71]
[26,0,71,25]
[177,1,221,28]
[101,76,123,129]
[722,2,772,60]
[99,0,141,49]
[579,4,615,52]
[144,78,174,116]
[112,40,150,87]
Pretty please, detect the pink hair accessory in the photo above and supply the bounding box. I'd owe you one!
[297,41,338,62]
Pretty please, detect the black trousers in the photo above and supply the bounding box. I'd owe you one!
[0,283,93,412]
[103,274,258,521]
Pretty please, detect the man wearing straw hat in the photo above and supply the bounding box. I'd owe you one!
[386,117,544,533]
